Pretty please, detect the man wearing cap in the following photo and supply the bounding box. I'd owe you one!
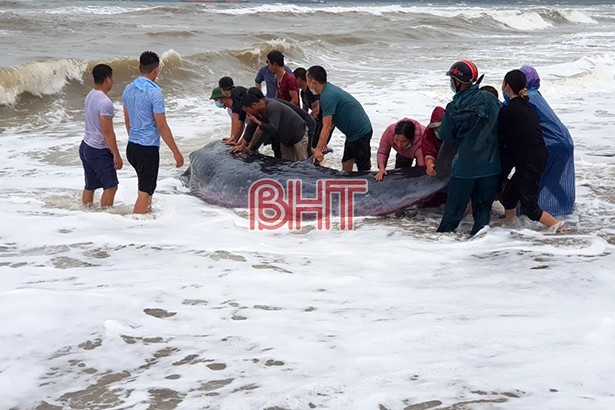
[218,76,248,145]
[122,51,184,214]
[436,60,500,235]
[306,65,373,171]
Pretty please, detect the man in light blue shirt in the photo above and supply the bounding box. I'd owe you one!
[122,51,184,214]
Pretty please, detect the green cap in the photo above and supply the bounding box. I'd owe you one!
[209,87,224,100]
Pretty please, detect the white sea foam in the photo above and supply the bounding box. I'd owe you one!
[36,6,151,15]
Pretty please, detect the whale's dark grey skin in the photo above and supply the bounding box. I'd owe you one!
[182,141,453,216]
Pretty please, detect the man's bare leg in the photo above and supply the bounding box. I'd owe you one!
[82,189,94,207]
[342,159,355,172]
[101,186,118,208]
[133,191,152,214]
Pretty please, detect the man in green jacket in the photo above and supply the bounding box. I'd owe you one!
[437,60,501,235]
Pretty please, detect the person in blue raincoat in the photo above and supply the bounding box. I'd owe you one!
[518,65,575,216]
[437,60,501,235]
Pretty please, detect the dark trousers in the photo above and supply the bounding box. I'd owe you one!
[438,175,498,236]
[395,154,414,168]
[501,153,547,221]
[311,119,334,149]
[255,133,282,158]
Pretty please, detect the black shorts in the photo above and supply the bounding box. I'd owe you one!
[79,141,118,190]
[342,132,372,171]
[127,142,159,196]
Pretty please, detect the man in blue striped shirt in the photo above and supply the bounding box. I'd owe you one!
[123,51,184,214]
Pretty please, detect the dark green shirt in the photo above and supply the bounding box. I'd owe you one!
[320,83,372,142]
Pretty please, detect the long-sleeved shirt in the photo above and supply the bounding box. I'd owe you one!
[376,118,425,167]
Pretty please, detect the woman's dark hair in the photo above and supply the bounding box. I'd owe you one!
[393,120,415,143]
[504,69,528,99]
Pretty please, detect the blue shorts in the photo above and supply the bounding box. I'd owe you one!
[79,141,118,190]
[127,142,159,196]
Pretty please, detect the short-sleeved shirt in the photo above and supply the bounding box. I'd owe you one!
[230,86,248,122]
[320,82,372,142]
[301,88,321,120]
[255,65,292,98]
[83,89,114,150]
[122,77,165,147]
[276,72,299,103]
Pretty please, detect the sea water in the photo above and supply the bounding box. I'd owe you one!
[1,1,615,409]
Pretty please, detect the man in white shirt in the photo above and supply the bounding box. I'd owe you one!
[79,63,123,208]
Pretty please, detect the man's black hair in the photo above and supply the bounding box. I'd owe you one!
[92,64,113,85]
[247,87,265,99]
[480,85,499,98]
[266,50,285,67]
[241,92,262,108]
[139,51,160,74]
[307,65,327,84]
[293,67,307,81]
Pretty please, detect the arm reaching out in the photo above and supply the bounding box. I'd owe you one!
[154,112,184,168]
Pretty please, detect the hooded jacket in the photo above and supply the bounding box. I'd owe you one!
[439,85,500,178]
[520,65,575,215]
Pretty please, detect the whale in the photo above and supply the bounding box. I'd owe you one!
[182,141,453,217]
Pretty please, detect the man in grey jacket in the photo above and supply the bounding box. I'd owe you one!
[231,93,309,161]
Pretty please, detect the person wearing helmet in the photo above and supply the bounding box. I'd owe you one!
[436,60,501,235]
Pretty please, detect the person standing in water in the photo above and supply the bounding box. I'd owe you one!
[498,69,563,232]
[79,63,123,208]
[122,51,184,214]
[519,64,575,216]
[437,60,501,235]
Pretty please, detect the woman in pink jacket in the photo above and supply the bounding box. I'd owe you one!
[374,118,425,181]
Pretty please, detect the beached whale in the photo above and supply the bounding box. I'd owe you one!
[182,141,452,217]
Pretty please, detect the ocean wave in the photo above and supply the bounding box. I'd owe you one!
[0,50,184,106]
[529,52,615,95]
[191,39,302,69]
[146,29,201,38]
[0,59,86,106]
[204,4,595,31]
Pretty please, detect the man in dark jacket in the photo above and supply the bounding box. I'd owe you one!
[232,93,309,161]
[437,60,501,235]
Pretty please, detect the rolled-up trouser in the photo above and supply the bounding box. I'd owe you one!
[501,152,547,221]
[280,129,309,161]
